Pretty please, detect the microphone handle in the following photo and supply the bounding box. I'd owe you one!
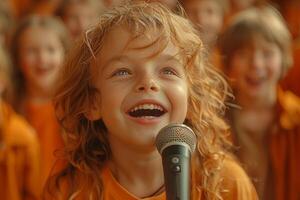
[161,145,191,200]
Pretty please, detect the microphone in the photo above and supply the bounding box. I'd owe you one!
[155,123,197,200]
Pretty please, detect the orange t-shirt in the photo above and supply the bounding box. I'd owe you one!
[24,101,64,186]
[44,157,257,200]
[101,158,257,200]
[269,89,300,200]
[0,102,40,200]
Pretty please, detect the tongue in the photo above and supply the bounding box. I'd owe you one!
[130,109,164,117]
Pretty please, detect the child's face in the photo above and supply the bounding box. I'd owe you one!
[184,0,223,45]
[63,3,98,39]
[93,26,188,149]
[227,37,282,101]
[103,0,123,7]
[231,0,255,10]
[19,26,64,94]
[152,0,178,10]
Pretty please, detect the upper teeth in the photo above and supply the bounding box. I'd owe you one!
[130,104,164,112]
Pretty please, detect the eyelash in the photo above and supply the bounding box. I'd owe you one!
[112,68,131,77]
[161,67,178,76]
[110,66,179,78]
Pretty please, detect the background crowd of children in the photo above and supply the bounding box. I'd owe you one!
[0,0,299,199]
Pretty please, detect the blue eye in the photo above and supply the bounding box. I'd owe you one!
[112,68,131,77]
[162,67,177,76]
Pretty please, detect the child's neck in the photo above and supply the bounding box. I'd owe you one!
[233,89,277,134]
[235,90,277,110]
[25,85,53,104]
[233,107,275,135]
[108,138,164,198]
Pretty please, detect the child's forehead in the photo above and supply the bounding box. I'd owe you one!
[20,26,60,42]
[255,34,276,44]
[233,32,277,51]
[95,25,181,65]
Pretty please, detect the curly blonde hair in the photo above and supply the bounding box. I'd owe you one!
[47,2,232,199]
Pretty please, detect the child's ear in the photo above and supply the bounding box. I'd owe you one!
[84,92,102,121]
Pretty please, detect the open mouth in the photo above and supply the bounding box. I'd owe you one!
[246,76,265,86]
[128,103,166,118]
[36,67,53,75]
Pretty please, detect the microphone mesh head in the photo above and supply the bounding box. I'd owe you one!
[155,123,197,154]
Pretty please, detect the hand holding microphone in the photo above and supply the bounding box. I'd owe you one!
[155,123,197,200]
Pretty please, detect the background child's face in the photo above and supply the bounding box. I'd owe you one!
[92,26,188,150]
[19,26,65,93]
[150,0,178,11]
[184,0,223,46]
[103,0,122,7]
[231,0,255,10]
[227,37,282,100]
[63,3,98,39]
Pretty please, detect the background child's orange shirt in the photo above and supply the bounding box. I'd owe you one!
[24,101,64,186]
[229,89,300,200]
[0,102,40,200]
[270,89,300,200]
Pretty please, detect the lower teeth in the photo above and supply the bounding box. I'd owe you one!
[138,116,156,119]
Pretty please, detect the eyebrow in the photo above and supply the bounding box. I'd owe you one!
[104,53,182,68]
[101,55,130,72]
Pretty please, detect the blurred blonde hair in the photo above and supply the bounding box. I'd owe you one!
[10,15,70,110]
[218,5,292,77]
[48,2,232,199]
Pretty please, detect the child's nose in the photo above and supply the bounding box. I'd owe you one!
[37,51,50,67]
[135,76,159,92]
[195,11,206,25]
[250,52,264,70]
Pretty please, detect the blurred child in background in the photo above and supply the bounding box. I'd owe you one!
[44,2,257,199]
[10,15,70,187]
[229,0,266,17]
[150,0,179,11]
[56,0,105,40]
[182,0,229,70]
[0,45,40,200]
[218,6,300,200]
[182,0,229,52]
